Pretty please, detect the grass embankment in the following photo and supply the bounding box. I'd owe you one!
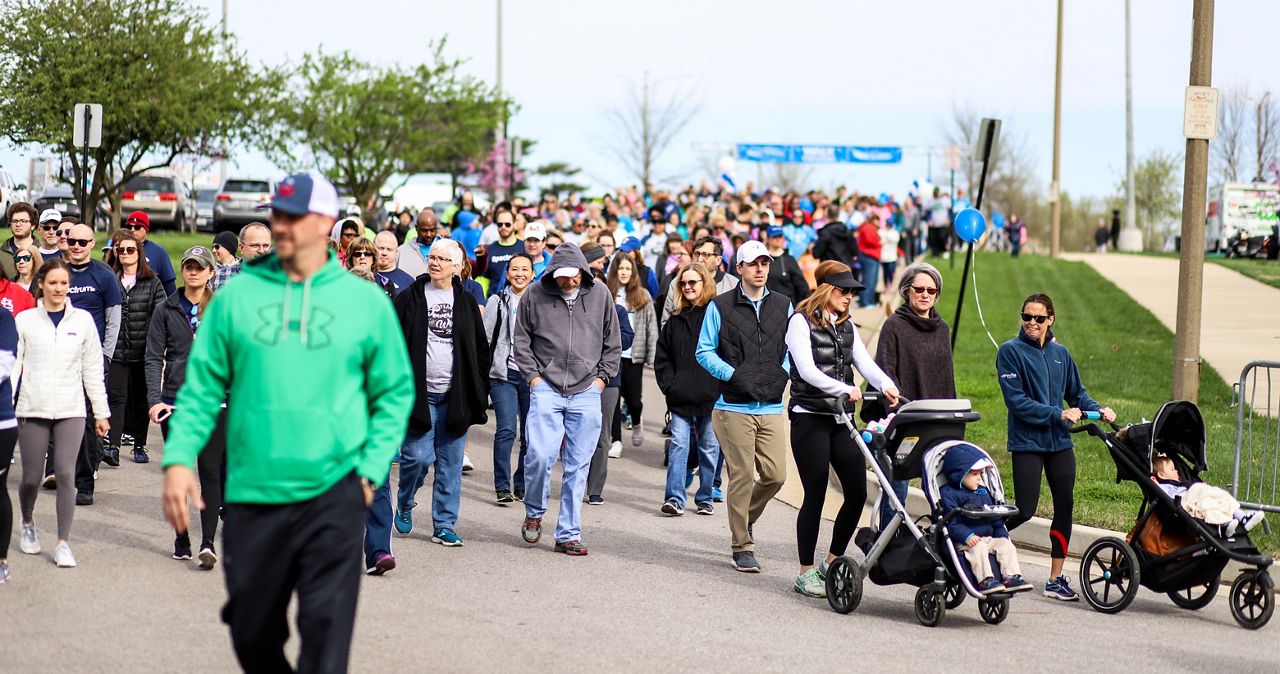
[146,231,218,271]
[930,252,1275,553]
[1212,257,1280,290]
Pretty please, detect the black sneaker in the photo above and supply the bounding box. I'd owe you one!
[121,433,135,447]
[513,490,524,502]
[132,446,149,464]
[732,551,762,573]
[197,544,218,570]
[75,491,93,506]
[696,502,714,516]
[661,499,684,516]
[101,445,120,467]
[173,535,192,561]
[496,489,515,504]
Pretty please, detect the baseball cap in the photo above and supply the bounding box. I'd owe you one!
[524,221,547,241]
[816,269,865,291]
[260,171,339,218]
[619,236,642,253]
[553,266,580,279]
[766,225,785,238]
[212,231,238,253]
[181,245,216,270]
[38,208,62,224]
[736,240,770,264]
[125,210,150,230]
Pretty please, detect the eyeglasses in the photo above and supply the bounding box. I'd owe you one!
[116,246,138,254]
[66,238,93,248]
[678,279,702,287]
[427,255,454,264]
[910,285,939,296]
[124,223,146,231]
[1021,313,1049,324]
[350,251,373,259]
[9,219,31,225]
[692,250,718,259]
[14,255,32,263]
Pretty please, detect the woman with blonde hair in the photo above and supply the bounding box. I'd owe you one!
[785,260,900,598]
[12,243,42,294]
[654,262,721,516]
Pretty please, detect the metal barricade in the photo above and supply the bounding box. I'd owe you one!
[1231,360,1280,513]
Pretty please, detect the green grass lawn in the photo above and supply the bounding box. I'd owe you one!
[1212,257,1280,289]
[930,251,1276,553]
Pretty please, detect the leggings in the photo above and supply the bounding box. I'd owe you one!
[18,418,85,541]
[0,427,18,558]
[791,412,867,566]
[1006,449,1076,559]
[619,360,645,426]
[162,411,227,547]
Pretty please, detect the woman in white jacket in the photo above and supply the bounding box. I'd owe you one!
[14,259,110,569]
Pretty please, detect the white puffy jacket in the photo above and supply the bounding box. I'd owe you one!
[13,305,109,420]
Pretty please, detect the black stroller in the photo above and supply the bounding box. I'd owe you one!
[823,394,1024,627]
[1072,400,1274,629]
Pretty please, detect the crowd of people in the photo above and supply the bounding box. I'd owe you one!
[1,173,1135,672]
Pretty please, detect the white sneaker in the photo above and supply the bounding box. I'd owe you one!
[631,424,645,447]
[607,441,622,459]
[462,453,475,473]
[19,522,39,555]
[1242,510,1266,532]
[54,543,76,568]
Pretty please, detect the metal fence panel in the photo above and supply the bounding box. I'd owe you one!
[1232,360,1280,513]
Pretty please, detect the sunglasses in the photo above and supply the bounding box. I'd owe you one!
[66,238,93,248]
[124,223,146,231]
[116,246,138,254]
[678,279,702,287]
[350,251,373,259]
[40,224,58,231]
[56,229,70,237]
[1021,313,1050,324]
[833,287,855,296]
[14,255,32,263]
[911,285,939,296]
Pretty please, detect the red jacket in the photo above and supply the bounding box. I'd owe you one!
[857,221,882,259]
[0,277,33,317]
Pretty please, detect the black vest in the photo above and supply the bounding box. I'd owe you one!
[789,313,856,414]
[711,287,790,404]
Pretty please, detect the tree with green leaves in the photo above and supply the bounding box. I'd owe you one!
[259,45,508,216]
[1117,149,1182,250]
[534,161,588,197]
[0,0,271,227]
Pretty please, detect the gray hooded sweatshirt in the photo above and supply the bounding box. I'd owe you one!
[513,243,621,396]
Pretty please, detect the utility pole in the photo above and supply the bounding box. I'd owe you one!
[1050,0,1064,258]
[494,0,506,201]
[1172,0,1215,403]
[1119,0,1143,251]
[219,0,229,189]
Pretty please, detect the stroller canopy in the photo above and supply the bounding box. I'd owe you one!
[1126,400,1207,474]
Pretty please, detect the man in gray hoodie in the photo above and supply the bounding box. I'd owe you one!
[513,242,621,555]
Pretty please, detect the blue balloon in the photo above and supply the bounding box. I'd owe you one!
[992,210,1006,228]
[878,192,890,205]
[953,208,987,243]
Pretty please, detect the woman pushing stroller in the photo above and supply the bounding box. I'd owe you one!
[996,293,1115,601]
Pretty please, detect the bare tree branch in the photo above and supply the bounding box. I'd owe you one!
[1213,85,1248,183]
[605,72,699,189]
[1255,90,1279,182]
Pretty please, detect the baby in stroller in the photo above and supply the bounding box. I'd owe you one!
[940,444,1032,595]
[1151,454,1265,537]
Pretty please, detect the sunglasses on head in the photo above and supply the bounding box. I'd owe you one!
[1021,313,1049,324]
[67,238,92,248]
[911,285,939,296]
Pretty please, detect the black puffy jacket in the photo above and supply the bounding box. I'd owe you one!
[655,303,720,417]
[114,274,166,364]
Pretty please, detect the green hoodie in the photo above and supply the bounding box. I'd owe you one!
[161,253,413,504]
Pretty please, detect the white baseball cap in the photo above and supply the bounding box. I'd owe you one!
[524,221,547,241]
[736,240,771,264]
[39,208,62,224]
[553,266,579,279]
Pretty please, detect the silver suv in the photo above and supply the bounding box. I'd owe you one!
[120,173,197,230]
[214,178,274,234]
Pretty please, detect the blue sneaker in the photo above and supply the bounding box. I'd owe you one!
[712,487,724,503]
[393,506,413,535]
[1043,575,1079,601]
[432,527,463,547]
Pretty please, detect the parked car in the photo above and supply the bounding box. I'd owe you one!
[0,167,19,225]
[213,178,274,234]
[120,173,197,230]
[31,184,110,229]
[193,188,218,232]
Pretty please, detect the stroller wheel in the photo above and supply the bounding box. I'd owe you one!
[944,579,966,609]
[914,587,946,627]
[1167,573,1220,611]
[1080,537,1141,615]
[824,556,863,614]
[1229,570,1275,630]
[978,598,1009,625]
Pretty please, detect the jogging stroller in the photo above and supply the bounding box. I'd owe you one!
[823,394,1024,627]
[1072,400,1274,630]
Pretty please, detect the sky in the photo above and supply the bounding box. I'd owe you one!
[4,0,1279,201]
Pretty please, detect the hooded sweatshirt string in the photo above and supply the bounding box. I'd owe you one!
[280,277,315,347]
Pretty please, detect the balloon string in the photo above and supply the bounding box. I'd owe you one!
[970,251,1000,350]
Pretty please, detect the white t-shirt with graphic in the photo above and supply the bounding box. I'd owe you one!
[424,284,454,393]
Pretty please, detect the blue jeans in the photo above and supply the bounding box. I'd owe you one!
[524,382,602,542]
[364,469,392,567]
[665,414,720,507]
[878,479,909,530]
[396,392,468,531]
[857,252,880,307]
[490,370,530,493]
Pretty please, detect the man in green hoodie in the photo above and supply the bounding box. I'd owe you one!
[160,171,413,673]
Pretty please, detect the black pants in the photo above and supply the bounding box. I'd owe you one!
[926,227,948,257]
[162,411,227,547]
[222,472,365,674]
[107,360,149,448]
[790,412,867,566]
[619,360,645,426]
[0,427,17,558]
[1006,449,1076,559]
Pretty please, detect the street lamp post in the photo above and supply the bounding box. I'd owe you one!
[1050,0,1064,258]
[1119,0,1143,251]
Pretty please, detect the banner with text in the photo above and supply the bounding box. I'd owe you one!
[735,144,902,164]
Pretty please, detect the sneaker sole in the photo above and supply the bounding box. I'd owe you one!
[1043,589,1080,601]
[197,550,218,570]
[521,527,541,544]
[660,503,683,515]
[794,584,826,598]
[1004,584,1033,593]
[696,507,714,516]
[172,553,192,561]
[56,559,76,568]
[431,537,463,547]
[367,556,396,576]
[732,561,762,573]
[554,545,588,556]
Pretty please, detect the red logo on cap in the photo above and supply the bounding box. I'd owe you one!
[278,183,295,197]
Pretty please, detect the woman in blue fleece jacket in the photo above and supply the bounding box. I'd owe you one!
[995,293,1114,602]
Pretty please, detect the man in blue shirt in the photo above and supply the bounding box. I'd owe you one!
[124,210,177,295]
[473,204,524,295]
[695,240,792,573]
[373,231,414,296]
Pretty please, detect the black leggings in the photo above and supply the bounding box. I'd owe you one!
[1006,449,1076,559]
[791,412,867,566]
[162,411,227,547]
[619,360,645,425]
[0,427,17,558]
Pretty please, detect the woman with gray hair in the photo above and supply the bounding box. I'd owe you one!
[869,261,956,527]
